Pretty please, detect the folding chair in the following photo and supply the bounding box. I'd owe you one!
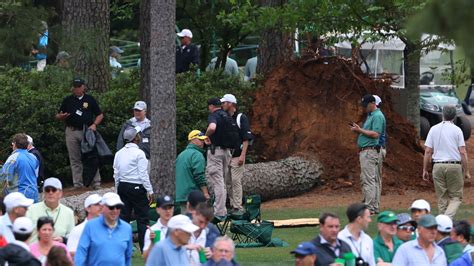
[212,215,232,236]
[230,220,274,246]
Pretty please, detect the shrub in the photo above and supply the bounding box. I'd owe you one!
[0,67,254,185]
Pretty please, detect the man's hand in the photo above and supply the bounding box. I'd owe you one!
[148,226,156,241]
[56,111,70,120]
[238,154,245,166]
[422,170,430,181]
[204,137,211,145]
[376,258,391,266]
[88,123,97,131]
[147,193,153,204]
[465,172,471,179]
[204,247,212,259]
[350,123,361,133]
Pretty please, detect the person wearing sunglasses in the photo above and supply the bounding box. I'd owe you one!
[75,192,133,266]
[26,178,75,244]
[373,211,403,263]
[396,213,417,242]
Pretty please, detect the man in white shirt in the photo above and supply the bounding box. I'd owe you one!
[0,192,33,243]
[66,194,102,257]
[114,127,153,252]
[337,203,375,266]
[423,105,470,218]
[186,203,215,265]
[143,195,174,262]
[0,216,40,265]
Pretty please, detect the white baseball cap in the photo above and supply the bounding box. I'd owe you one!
[133,101,147,111]
[220,94,237,104]
[436,214,453,233]
[177,29,193,38]
[13,217,34,234]
[373,95,382,106]
[101,192,124,206]
[4,192,34,211]
[84,194,102,208]
[409,199,431,212]
[168,214,199,233]
[26,135,33,145]
[43,177,62,190]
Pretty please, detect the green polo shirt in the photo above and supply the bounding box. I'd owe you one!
[357,108,385,148]
[26,201,75,243]
[373,234,403,262]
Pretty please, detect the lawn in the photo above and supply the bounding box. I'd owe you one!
[132,204,474,266]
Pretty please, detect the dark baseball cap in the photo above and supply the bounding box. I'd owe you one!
[418,214,437,228]
[290,242,317,256]
[361,94,376,107]
[156,195,174,208]
[72,78,85,87]
[207,98,222,106]
[187,190,206,208]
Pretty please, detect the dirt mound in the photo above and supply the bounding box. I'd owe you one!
[251,57,429,193]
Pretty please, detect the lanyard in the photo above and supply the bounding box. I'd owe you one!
[45,205,61,225]
[349,235,363,258]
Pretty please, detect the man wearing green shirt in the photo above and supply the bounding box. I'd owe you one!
[350,94,386,214]
[175,130,210,213]
[374,211,403,263]
[26,177,75,243]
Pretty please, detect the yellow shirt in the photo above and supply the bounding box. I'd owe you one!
[26,201,75,243]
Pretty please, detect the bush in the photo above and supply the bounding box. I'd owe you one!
[0,67,254,185]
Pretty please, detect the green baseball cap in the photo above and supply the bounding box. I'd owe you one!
[377,211,399,223]
[418,214,437,228]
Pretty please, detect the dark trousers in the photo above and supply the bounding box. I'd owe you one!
[118,182,149,252]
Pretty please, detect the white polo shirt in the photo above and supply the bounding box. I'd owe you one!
[338,225,375,266]
[143,219,168,251]
[67,219,88,252]
[187,228,207,266]
[425,121,465,162]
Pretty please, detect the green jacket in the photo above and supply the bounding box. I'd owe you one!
[175,144,206,203]
[373,234,403,263]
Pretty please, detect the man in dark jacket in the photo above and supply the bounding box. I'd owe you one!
[176,29,200,73]
[0,216,41,266]
[311,212,352,266]
[116,101,151,159]
[26,135,45,189]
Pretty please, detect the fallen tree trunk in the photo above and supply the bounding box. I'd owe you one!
[242,156,323,201]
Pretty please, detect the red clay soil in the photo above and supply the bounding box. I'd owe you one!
[251,57,429,193]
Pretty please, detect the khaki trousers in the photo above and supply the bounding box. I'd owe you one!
[225,157,244,211]
[359,149,381,213]
[432,163,463,218]
[206,148,231,216]
[65,127,101,187]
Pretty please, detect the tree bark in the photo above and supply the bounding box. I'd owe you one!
[139,0,151,104]
[146,0,176,196]
[404,41,421,134]
[257,0,293,76]
[242,157,323,201]
[61,0,110,92]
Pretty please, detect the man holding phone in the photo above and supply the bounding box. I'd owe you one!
[349,95,386,215]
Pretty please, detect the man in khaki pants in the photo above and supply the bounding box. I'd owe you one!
[221,94,253,215]
[205,98,232,219]
[423,105,470,218]
[56,78,103,189]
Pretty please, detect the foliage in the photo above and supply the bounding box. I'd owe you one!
[0,0,49,66]
[0,68,254,185]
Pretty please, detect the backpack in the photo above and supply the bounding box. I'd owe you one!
[236,113,254,146]
[217,110,241,149]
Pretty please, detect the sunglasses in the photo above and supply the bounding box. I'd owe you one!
[107,205,122,210]
[398,225,415,231]
[44,187,58,193]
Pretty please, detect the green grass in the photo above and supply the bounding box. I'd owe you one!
[132,204,474,266]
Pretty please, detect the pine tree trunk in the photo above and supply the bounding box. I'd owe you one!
[257,0,293,76]
[146,0,176,196]
[61,0,110,92]
[404,41,421,134]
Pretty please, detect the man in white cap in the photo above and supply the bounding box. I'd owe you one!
[26,135,45,189]
[176,29,200,73]
[116,100,151,159]
[435,214,463,264]
[0,217,41,265]
[0,192,34,243]
[114,127,153,252]
[67,193,102,257]
[221,94,253,215]
[75,192,133,266]
[146,214,199,266]
[26,177,75,243]
[409,199,431,223]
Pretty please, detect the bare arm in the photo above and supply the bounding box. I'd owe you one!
[206,123,216,136]
[350,124,380,139]
[422,147,433,180]
[459,146,471,179]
